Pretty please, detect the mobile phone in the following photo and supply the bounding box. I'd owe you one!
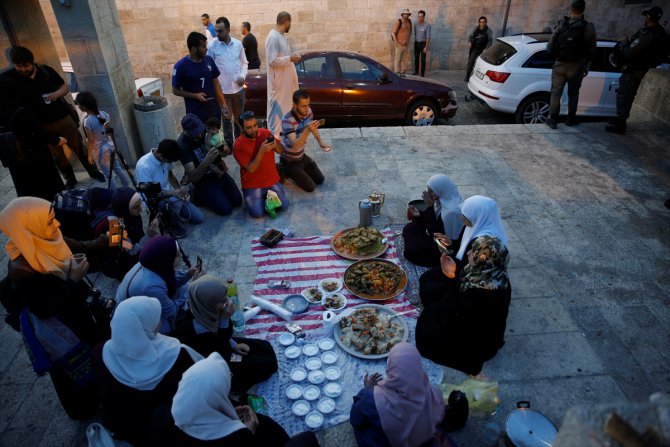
[434,236,450,254]
[108,217,124,247]
[196,255,203,271]
[266,135,275,144]
[286,323,306,338]
[269,279,290,289]
[230,353,243,363]
[316,118,326,127]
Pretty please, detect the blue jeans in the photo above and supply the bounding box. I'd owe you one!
[163,197,204,224]
[243,182,289,218]
[193,172,243,216]
[97,144,129,189]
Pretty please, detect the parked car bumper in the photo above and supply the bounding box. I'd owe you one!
[439,98,458,119]
[467,77,519,114]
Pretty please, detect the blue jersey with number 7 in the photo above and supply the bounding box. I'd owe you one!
[172,55,222,122]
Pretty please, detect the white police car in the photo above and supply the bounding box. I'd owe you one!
[467,33,620,123]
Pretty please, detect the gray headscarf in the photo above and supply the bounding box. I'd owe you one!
[188,275,228,332]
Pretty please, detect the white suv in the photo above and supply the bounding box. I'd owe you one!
[467,33,620,124]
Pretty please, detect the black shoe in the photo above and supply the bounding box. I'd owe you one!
[605,119,626,135]
[411,72,419,75]
[65,179,77,190]
[91,172,106,182]
[546,118,557,129]
[665,198,670,208]
[565,116,579,126]
[167,222,187,239]
[607,117,619,125]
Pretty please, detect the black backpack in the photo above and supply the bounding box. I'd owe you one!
[555,18,587,62]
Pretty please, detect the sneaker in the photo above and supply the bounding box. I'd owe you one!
[65,179,77,190]
[167,222,187,239]
[545,118,557,129]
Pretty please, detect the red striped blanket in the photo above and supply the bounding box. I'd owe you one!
[246,231,418,337]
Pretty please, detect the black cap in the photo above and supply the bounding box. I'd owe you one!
[642,6,663,22]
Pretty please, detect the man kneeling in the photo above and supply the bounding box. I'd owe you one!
[233,111,289,218]
[280,89,330,192]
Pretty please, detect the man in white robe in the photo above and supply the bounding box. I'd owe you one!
[265,11,301,136]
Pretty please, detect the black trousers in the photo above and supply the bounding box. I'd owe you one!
[414,41,427,76]
[616,70,646,120]
[466,48,485,81]
[281,154,324,192]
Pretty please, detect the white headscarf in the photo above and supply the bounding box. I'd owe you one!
[0,197,72,280]
[172,352,246,440]
[456,195,508,261]
[102,296,201,391]
[426,174,463,240]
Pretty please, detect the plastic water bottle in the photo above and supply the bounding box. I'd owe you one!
[227,278,246,335]
[359,199,373,226]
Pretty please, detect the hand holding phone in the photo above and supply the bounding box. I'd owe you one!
[316,118,326,127]
[433,234,452,254]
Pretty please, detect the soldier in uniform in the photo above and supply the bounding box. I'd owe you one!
[605,6,667,135]
[546,0,597,129]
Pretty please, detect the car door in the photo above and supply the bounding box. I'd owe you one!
[335,55,400,118]
[295,54,342,117]
[575,45,612,115]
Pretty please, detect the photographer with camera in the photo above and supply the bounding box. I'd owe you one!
[233,111,289,218]
[135,139,204,238]
[177,114,242,216]
[75,91,130,189]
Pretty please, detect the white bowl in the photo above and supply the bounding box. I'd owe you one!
[324,366,342,381]
[284,345,301,359]
[305,357,322,371]
[317,338,335,350]
[279,332,295,346]
[303,384,321,401]
[321,351,338,365]
[324,382,342,398]
[317,397,336,414]
[286,384,303,400]
[321,292,347,312]
[301,287,324,304]
[302,343,319,356]
[318,278,342,294]
[290,367,307,382]
[305,410,324,429]
[292,400,310,416]
[308,369,325,385]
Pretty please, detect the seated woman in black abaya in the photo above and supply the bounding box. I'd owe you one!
[174,274,278,392]
[402,174,464,267]
[416,195,511,376]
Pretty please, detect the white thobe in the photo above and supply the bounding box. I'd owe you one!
[265,29,299,136]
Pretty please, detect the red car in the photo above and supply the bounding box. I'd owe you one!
[244,50,457,126]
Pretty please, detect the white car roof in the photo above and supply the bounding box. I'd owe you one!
[497,34,549,46]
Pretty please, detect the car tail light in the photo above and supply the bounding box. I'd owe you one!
[485,70,510,83]
[137,88,144,97]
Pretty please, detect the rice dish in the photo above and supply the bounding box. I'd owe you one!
[338,307,404,356]
[302,287,323,303]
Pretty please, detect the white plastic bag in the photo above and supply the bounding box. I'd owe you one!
[86,423,132,447]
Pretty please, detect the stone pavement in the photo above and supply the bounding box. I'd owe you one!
[0,121,669,446]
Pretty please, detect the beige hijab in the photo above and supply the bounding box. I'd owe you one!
[0,197,71,280]
[188,275,228,332]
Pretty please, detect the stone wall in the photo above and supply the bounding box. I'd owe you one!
[107,0,670,82]
[630,69,670,129]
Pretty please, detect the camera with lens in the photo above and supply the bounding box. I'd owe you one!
[137,181,162,199]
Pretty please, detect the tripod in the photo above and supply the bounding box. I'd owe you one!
[103,123,137,190]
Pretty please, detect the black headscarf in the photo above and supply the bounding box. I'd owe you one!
[111,187,145,243]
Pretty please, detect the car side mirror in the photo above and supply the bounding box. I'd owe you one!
[378,73,391,84]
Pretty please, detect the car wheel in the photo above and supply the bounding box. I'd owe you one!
[406,99,437,126]
[515,94,550,124]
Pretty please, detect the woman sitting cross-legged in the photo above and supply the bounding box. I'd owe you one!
[416,195,511,376]
[173,274,278,392]
[91,296,203,446]
[154,352,319,447]
[403,174,464,267]
[350,343,447,447]
[116,235,202,334]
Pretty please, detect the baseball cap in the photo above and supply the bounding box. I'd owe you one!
[401,8,411,16]
[642,6,663,21]
[181,113,206,139]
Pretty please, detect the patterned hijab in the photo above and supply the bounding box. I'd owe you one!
[139,236,178,296]
[374,343,445,447]
[188,275,228,332]
[460,236,510,292]
[0,197,72,280]
[456,195,508,261]
[426,174,463,240]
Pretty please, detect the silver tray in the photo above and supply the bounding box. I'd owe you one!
[333,304,409,360]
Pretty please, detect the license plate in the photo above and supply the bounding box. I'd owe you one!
[475,69,484,80]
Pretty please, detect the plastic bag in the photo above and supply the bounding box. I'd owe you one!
[265,190,282,218]
[86,422,132,447]
[440,378,500,412]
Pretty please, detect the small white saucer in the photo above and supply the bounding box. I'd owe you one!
[286,384,303,400]
[302,343,319,356]
[321,351,337,365]
[305,357,322,371]
[284,345,301,359]
[324,366,342,381]
[317,397,336,414]
[324,382,342,398]
[279,332,295,346]
[303,384,321,401]
[292,400,310,416]
[317,338,335,350]
[308,369,325,385]
[305,410,324,429]
[290,367,307,382]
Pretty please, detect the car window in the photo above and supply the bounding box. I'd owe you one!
[481,41,517,66]
[337,57,383,81]
[590,46,619,73]
[522,50,555,69]
[296,56,336,79]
